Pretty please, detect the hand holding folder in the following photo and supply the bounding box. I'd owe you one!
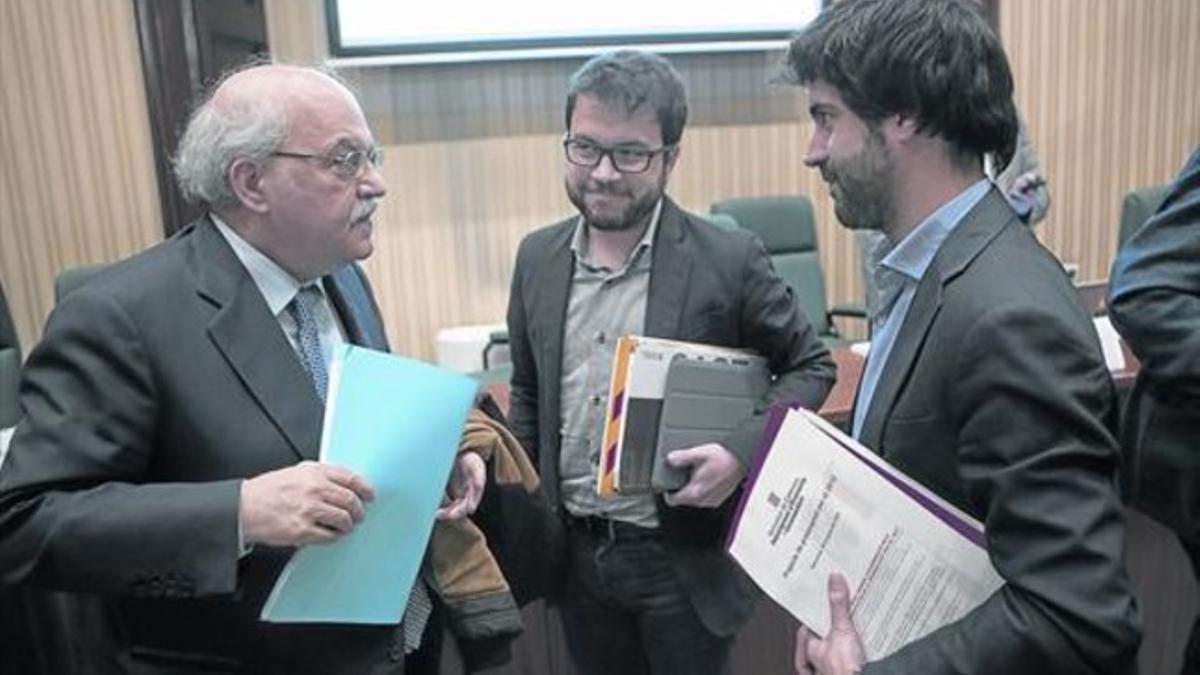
[597,336,769,496]
[261,345,478,624]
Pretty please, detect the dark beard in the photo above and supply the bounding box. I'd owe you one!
[566,180,662,232]
[827,131,893,232]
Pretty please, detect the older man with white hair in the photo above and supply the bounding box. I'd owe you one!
[0,63,477,674]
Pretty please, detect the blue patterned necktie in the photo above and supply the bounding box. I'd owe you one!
[287,285,329,402]
[287,284,432,652]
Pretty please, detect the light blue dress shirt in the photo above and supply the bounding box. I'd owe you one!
[852,179,992,439]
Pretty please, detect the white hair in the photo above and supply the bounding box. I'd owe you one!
[172,95,287,209]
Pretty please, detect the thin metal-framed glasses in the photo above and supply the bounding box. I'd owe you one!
[272,145,383,179]
[562,137,672,174]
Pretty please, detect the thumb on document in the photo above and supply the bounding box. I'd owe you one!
[800,572,866,675]
[827,573,855,631]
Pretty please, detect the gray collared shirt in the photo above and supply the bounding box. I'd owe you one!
[559,200,662,527]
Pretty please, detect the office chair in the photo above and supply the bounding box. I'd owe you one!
[711,195,866,343]
[704,212,740,232]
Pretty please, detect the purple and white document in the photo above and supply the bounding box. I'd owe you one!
[728,407,1003,660]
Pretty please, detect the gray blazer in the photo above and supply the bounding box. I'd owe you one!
[0,218,407,674]
[505,197,835,636]
[857,188,1141,674]
[1109,149,1200,543]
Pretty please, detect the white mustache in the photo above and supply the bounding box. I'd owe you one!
[350,199,378,222]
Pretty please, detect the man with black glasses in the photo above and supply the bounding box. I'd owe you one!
[505,49,835,675]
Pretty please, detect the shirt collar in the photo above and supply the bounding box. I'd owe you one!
[570,198,663,270]
[880,179,991,281]
[211,214,320,316]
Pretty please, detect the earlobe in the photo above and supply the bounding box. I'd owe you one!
[890,114,919,142]
[228,158,271,214]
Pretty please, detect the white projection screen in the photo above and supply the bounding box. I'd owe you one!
[327,0,824,63]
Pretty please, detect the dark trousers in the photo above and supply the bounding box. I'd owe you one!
[1184,538,1200,675]
[558,518,733,675]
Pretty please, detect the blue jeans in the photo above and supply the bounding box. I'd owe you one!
[559,519,733,675]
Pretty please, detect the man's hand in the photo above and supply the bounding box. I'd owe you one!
[240,461,375,547]
[1009,171,1046,198]
[436,451,486,521]
[794,573,866,675]
[662,442,745,508]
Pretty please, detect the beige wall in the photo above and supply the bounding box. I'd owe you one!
[1004,0,1200,284]
[269,0,1200,361]
[0,0,163,353]
[2,0,1195,364]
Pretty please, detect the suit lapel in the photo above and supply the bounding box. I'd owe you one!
[536,222,575,468]
[858,274,942,450]
[192,220,323,461]
[326,265,388,350]
[857,188,1014,450]
[645,198,692,338]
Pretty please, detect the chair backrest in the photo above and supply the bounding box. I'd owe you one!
[711,195,831,336]
[54,263,110,305]
[704,212,740,232]
[1118,184,1170,250]
[0,282,21,427]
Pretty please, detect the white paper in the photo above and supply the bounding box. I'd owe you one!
[1092,316,1127,372]
[0,426,12,468]
[728,408,1003,660]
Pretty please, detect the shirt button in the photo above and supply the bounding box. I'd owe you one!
[595,331,606,345]
[591,394,603,406]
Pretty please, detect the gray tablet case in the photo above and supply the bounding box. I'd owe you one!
[650,354,770,492]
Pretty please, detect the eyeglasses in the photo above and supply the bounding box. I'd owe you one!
[562,137,672,174]
[272,145,383,179]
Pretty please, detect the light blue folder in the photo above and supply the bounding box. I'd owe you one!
[261,344,478,624]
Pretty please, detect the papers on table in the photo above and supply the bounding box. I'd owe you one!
[596,336,768,495]
[261,345,478,624]
[728,407,1003,660]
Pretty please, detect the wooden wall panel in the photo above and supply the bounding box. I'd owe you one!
[1004,0,1200,284]
[4,0,1192,365]
[0,0,162,353]
[264,0,1197,362]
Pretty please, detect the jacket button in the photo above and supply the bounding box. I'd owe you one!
[388,644,404,661]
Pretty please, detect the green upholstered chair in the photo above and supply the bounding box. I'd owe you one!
[0,282,21,428]
[711,195,865,343]
[704,212,740,232]
[1118,184,1171,250]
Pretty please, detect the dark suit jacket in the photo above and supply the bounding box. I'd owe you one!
[0,218,409,674]
[855,189,1141,674]
[505,197,836,636]
[1109,149,1200,544]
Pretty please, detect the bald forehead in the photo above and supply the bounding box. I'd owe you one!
[212,65,353,112]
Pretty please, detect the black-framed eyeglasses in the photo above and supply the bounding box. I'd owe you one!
[272,145,383,179]
[562,137,672,174]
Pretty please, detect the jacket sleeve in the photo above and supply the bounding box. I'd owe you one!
[722,235,836,466]
[867,301,1141,675]
[1109,149,1200,400]
[0,288,241,598]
